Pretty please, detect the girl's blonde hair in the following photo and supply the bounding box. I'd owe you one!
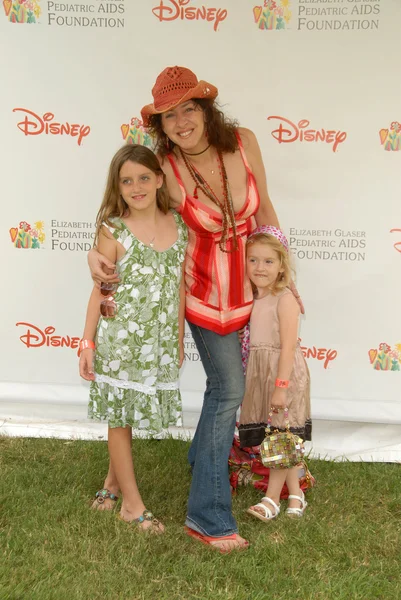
[246,233,294,295]
[94,144,170,245]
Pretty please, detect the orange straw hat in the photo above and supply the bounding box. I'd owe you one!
[141,66,218,127]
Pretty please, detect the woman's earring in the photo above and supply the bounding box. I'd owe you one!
[165,135,173,151]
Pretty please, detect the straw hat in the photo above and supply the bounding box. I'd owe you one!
[141,66,218,127]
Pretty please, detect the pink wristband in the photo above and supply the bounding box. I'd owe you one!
[275,378,289,388]
[78,339,95,357]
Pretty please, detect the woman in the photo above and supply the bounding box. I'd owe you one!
[88,66,301,553]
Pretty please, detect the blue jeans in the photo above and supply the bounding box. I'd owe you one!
[185,322,245,537]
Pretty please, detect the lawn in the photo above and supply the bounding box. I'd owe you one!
[1,436,400,600]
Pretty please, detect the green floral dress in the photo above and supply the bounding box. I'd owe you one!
[89,211,188,434]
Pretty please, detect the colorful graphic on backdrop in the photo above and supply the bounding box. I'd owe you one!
[9,220,45,249]
[152,0,228,32]
[267,116,347,152]
[368,343,401,372]
[16,322,80,353]
[253,0,291,30]
[3,0,41,23]
[13,108,90,146]
[379,122,401,152]
[121,118,152,147]
[390,229,401,254]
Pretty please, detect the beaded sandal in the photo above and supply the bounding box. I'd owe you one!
[120,509,164,533]
[92,488,119,509]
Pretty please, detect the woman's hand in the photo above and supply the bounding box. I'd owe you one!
[237,326,246,341]
[88,249,119,287]
[79,349,95,381]
[289,280,305,314]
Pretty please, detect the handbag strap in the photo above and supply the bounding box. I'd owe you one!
[266,407,290,434]
[241,322,250,375]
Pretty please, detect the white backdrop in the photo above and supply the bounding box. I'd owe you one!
[1,0,400,454]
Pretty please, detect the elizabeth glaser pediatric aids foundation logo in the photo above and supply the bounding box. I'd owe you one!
[4,0,126,28]
[9,220,45,249]
[121,118,153,147]
[290,228,366,263]
[253,0,291,30]
[3,0,40,23]
[9,220,95,252]
[368,343,401,372]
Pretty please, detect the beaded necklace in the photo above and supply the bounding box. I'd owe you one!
[179,148,238,253]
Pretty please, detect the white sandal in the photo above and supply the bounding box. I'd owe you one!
[247,497,280,523]
[286,491,307,518]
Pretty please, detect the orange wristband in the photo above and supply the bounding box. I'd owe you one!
[275,378,289,388]
[78,339,95,357]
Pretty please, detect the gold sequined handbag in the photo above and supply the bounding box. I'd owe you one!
[260,408,305,470]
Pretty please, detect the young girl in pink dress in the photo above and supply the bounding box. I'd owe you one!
[238,226,311,521]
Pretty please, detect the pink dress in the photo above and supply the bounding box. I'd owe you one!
[238,289,311,448]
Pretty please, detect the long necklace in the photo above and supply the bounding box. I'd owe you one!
[179,148,238,253]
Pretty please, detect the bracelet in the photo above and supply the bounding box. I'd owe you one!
[275,378,289,388]
[78,339,95,357]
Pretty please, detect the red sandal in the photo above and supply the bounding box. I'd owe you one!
[184,526,249,553]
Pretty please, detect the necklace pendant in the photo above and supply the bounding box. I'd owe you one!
[149,242,154,248]
[211,170,215,175]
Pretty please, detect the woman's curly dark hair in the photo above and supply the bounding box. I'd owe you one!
[147,99,239,159]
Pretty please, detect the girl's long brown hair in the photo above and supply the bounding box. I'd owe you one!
[147,99,239,159]
[94,144,170,246]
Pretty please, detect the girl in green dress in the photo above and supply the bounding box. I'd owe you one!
[79,144,187,532]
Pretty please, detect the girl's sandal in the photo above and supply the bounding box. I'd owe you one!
[286,492,307,518]
[91,488,119,510]
[119,510,164,534]
[247,497,280,522]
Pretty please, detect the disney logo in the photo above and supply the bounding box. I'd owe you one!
[267,116,347,153]
[390,229,401,254]
[152,0,227,32]
[299,338,337,369]
[16,322,80,353]
[13,108,90,146]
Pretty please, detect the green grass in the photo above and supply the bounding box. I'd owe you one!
[1,436,400,600]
